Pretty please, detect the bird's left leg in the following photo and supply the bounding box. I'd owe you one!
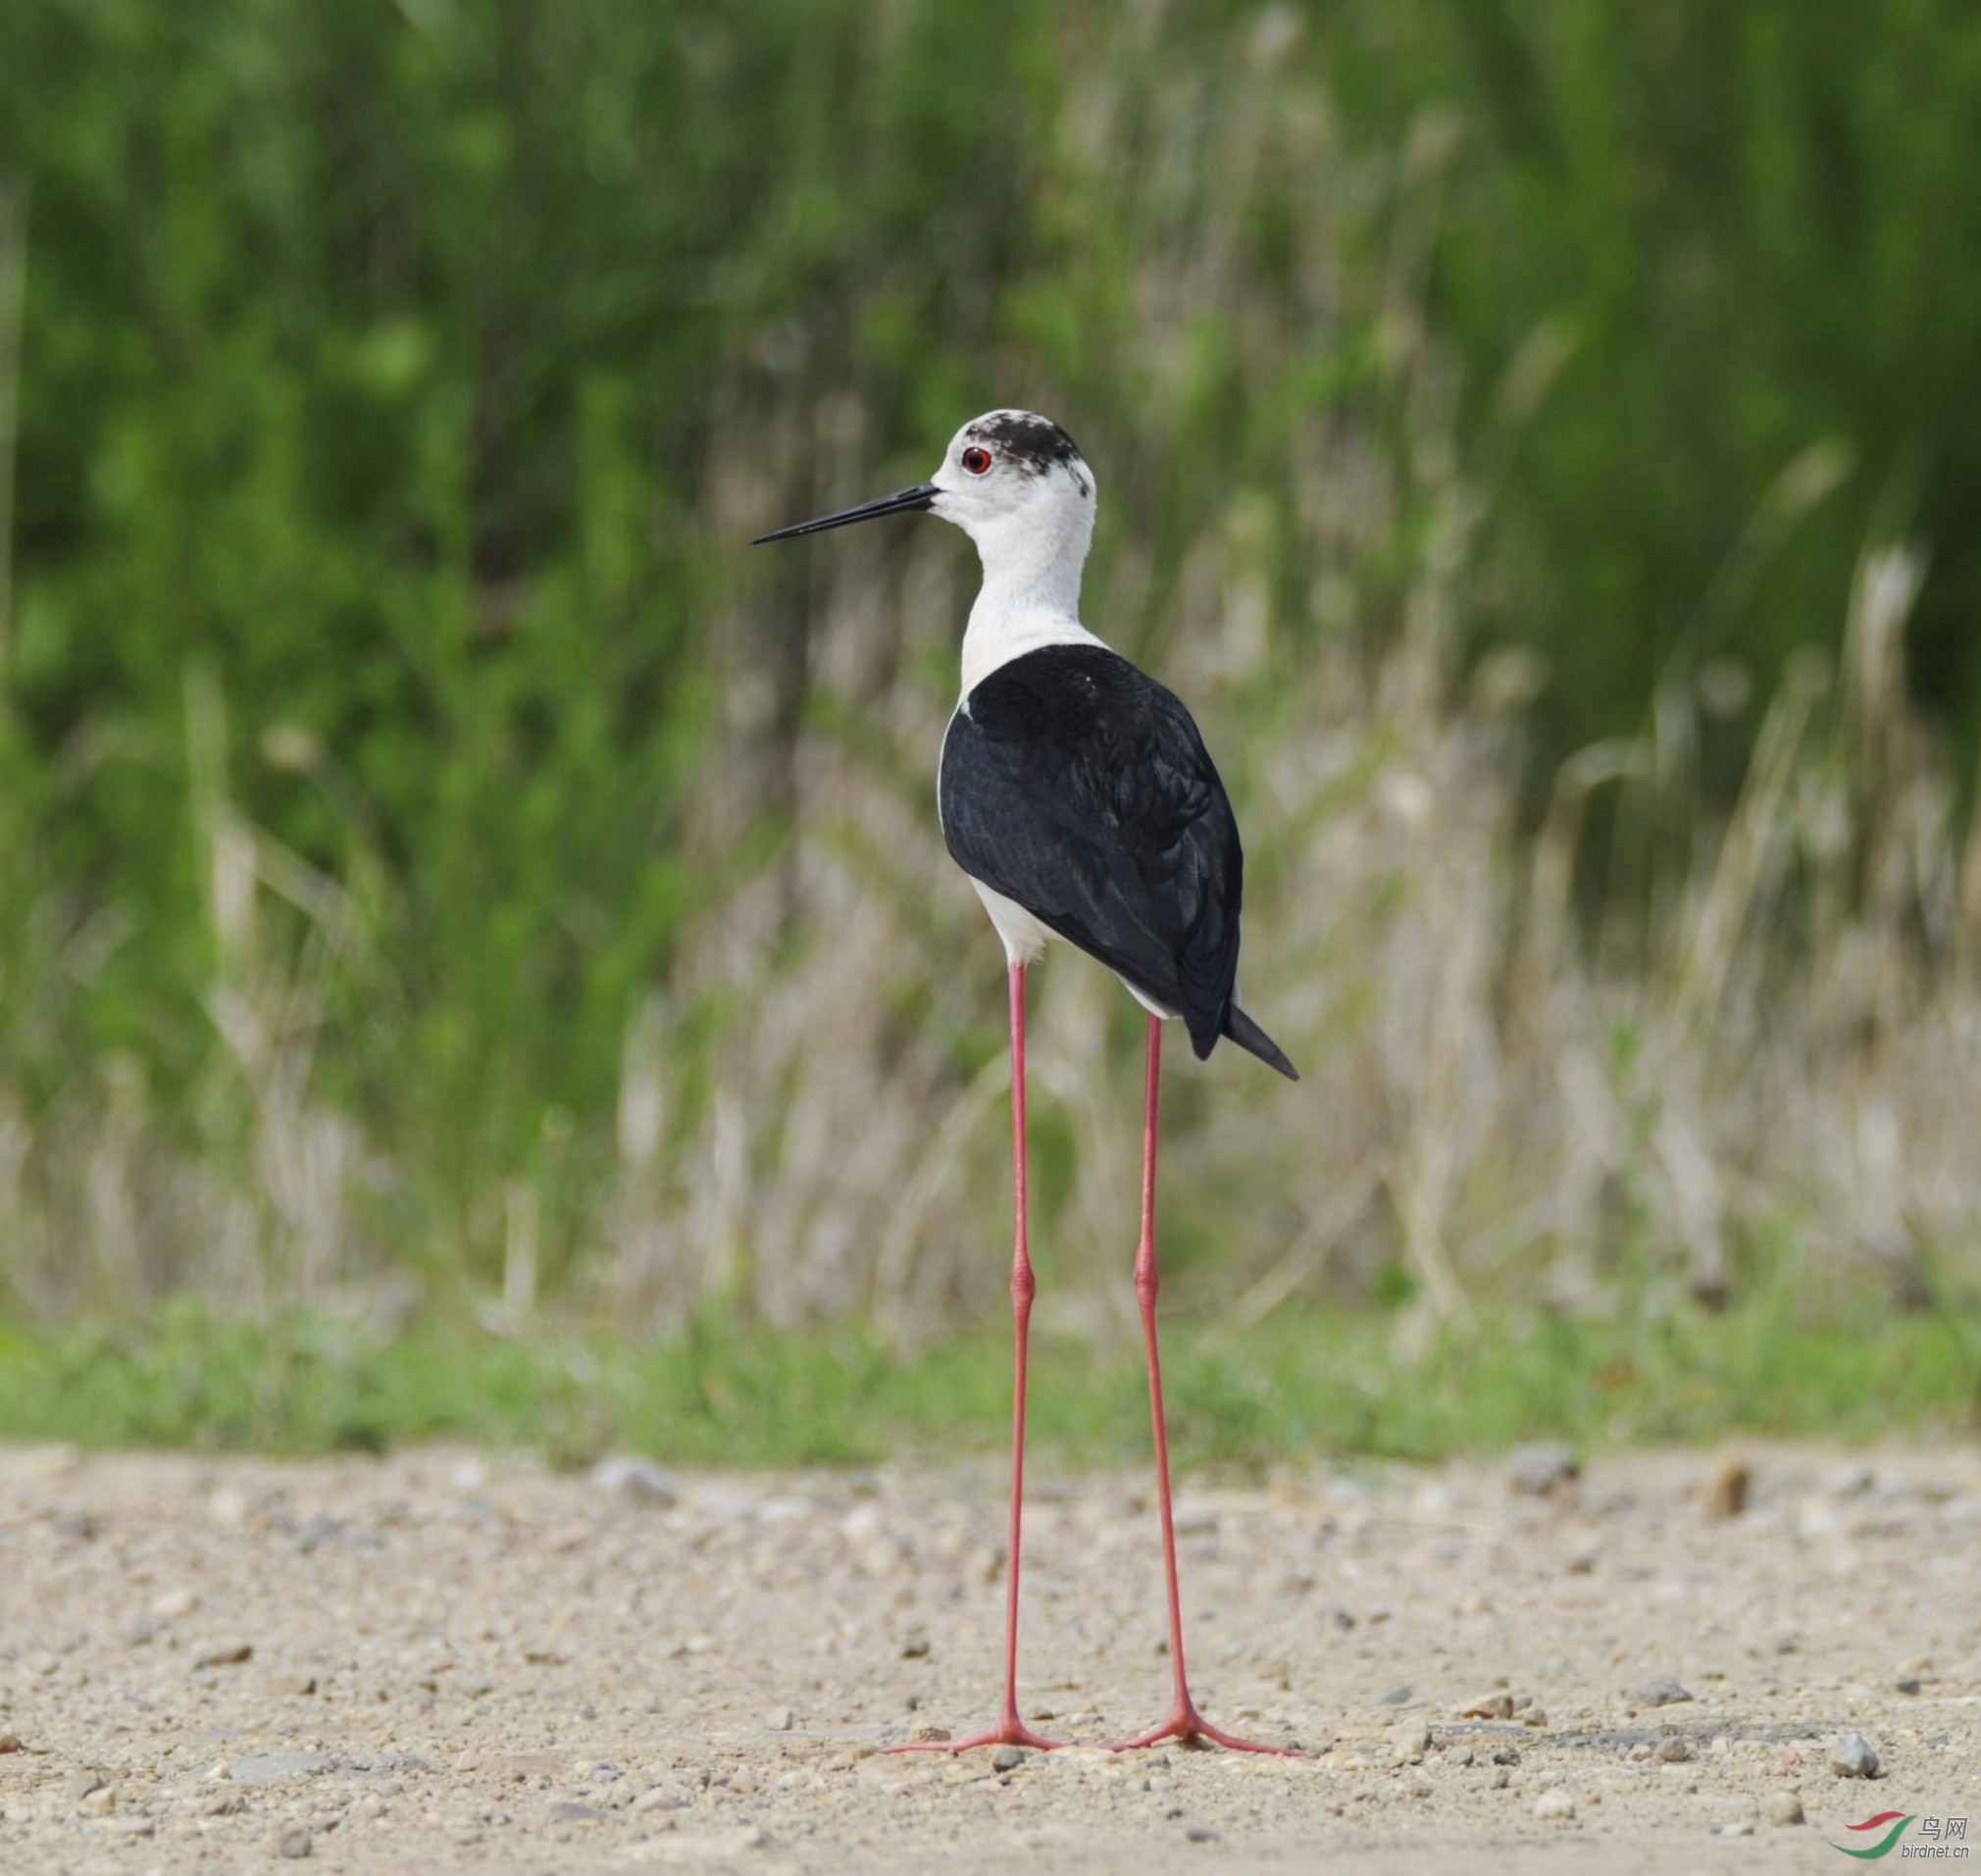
[1099,1014,1301,1755]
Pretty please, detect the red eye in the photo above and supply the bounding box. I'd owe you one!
[961,445,992,475]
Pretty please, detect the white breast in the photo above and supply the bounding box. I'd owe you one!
[959,608,1106,695]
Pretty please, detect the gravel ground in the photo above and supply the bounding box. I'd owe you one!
[2,1438,1978,1874]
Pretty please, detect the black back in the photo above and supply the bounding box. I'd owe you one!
[940,644,1243,1061]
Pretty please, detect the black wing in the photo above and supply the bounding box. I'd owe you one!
[940,643,1244,1061]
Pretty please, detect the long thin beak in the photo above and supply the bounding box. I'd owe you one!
[752,482,940,544]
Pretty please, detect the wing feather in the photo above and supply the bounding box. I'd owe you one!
[939,645,1243,1058]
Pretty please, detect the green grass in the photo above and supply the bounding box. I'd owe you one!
[0,1299,1973,1470]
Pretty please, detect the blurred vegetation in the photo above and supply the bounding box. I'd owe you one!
[4,2,1981,1414]
[1,1299,1972,1467]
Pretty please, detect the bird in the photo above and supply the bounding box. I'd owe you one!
[755,409,1298,1755]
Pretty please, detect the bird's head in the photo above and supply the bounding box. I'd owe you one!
[754,411,1097,583]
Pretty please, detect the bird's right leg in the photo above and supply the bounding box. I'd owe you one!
[886,960,1063,1753]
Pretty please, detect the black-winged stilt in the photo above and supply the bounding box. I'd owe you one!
[755,410,1298,1755]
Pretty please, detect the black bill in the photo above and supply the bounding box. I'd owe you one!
[752,482,940,544]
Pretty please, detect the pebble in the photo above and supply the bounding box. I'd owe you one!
[1829,1732,1879,1779]
[1655,1738,1692,1763]
[1387,1720,1431,1758]
[1630,1673,1692,1707]
[1704,1458,1750,1517]
[1766,1789,1805,1826]
[192,1640,254,1668]
[764,1706,793,1732]
[1532,1788,1575,1821]
[1896,1676,1921,1695]
[1458,1692,1513,1720]
[1377,1684,1413,1705]
[150,1588,200,1622]
[0,1736,20,1754]
[631,1786,676,1814]
[230,1751,334,1784]
[990,1746,1026,1772]
[277,1823,313,1858]
[1507,1444,1578,1496]
[589,1454,679,1507]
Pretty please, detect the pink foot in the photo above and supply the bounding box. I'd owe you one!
[887,1703,1069,1758]
[1097,1698,1303,1756]
[886,1705,1065,1753]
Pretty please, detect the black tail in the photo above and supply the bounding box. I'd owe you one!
[1222,1003,1298,1081]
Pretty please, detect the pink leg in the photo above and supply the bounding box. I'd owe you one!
[1102,1016,1301,1755]
[887,962,1063,1753]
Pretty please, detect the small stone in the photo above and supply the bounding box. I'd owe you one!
[1765,1789,1805,1826]
[1896,1676,1921,1695]
[151,1588,200,1622]
[548,1801,603,1821]
[277,1823,313,1858]
[1825,1462,1875,1497]
[1630,1673,1693,1707]
[1458,1692,1514,1720]
[65,1769,108,1803]
[1532,1788,1575,1821]
[990,1745,1026,1772]
[1387,1719,1430,1758]
[1521,1707,1549,1729]
[1722,1820,1755,1837]
[908,1724,947,1743]
[1507,1444,1578,1496]
[764,1706,793,1732]
[1829,1732,1879,1779]
[631,1786,676,1814]
[589,1454,679,1507]
[193,1641,254,1669]
[1376,1684,1414,1706]
[229,1751,333,1784]
[1705,1458,1750,1518]
[899,1633,931,1659]
[209,1485,251,1526]
[1185,1823,1218,1843]
[293,1514,341,1552]
[0,1736,20,1754]
[1655,1738,1693,1763]
[80,1784,116,1813]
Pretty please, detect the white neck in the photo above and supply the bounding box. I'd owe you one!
[956,509,1102,694]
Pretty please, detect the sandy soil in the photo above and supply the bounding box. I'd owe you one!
[1,1437,1976,1874]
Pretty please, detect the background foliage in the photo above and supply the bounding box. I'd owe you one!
[5,2,1981,1384]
